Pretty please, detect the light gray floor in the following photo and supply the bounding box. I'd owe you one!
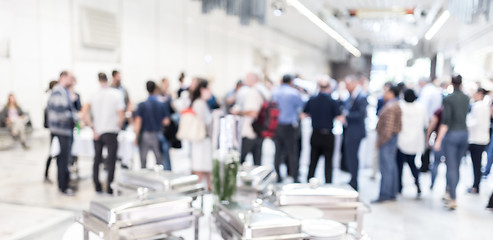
[1,129,493,240]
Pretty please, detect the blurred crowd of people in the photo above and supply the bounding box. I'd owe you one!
[4,68,493,211]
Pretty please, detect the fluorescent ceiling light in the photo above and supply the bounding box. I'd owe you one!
[287,0,361,57]
[425,10,450,40]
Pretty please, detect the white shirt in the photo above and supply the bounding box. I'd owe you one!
[233,83,270,139]
[397,101,428,155]
[467,100,490,145]
[90,86,125,135]
[418,83,443,121]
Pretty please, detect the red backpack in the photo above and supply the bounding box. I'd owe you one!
[252,92,279,138]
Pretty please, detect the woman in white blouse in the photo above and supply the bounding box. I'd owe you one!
[190,78,213,190]
[397,89,428,196]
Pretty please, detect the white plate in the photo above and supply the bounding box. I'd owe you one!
[279,205,324,219]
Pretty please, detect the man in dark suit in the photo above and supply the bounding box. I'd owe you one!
[340,74,368,191]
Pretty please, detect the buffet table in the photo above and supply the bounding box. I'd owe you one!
[50,127,135,166]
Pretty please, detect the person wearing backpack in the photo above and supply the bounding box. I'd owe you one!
[272,74,304,183]
[232,72,270,166]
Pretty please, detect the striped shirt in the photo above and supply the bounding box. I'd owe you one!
[376,99,402,147]
[47,85,77,136]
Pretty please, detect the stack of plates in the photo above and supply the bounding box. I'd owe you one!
[301,219,347,240]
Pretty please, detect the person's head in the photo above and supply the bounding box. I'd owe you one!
[403,89,417,103]
[384,85,400,101]
[235,80,243,91]
[282,74,293,85]
[98,72,108,84]
[146,80,157,95]
[7,93,17,107]
[244,72,260,87]
[473,88,489,102]
[451,75,462,89]
[344,74,360,93]
[112,70,121,84]
[46,80,58,92]
[59,71,74,88]
[418,77,430,88]
[189,77,199,92]
[161,77,169,94]
[191,78,211,103]
[316,75,331,93]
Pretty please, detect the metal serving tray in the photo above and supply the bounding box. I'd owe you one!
[237,165,277,193]
[277,180,359,206]
[118,168,200,193]
[89,190,193,226]
[214,200,305,240]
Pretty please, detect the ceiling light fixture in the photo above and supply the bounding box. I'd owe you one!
[287,0,361,57]
[424,10,450,40]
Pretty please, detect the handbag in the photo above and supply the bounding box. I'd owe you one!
[176,108,206,142]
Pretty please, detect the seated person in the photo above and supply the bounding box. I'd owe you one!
[0,93,29,149]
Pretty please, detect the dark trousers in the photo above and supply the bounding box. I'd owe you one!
[469,144,486,190]
[274,124,299,182]
[45,134,55,178]
[396,149,420,192]
[54,134,73,192]
[94,133,118,193]
[307,130,335,183]
[420,147,431,172]
[488,192,493,208]
[240,137,263,166]
[344,135,363,190]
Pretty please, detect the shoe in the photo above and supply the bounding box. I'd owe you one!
[121,163,129,169]
[44,177,53,184]
[467,187,479,194]
[21,142,30,150]
[444,202,457,210]
[61,188,75,196]
[486,205,493,211]
[442,193,451,203]
[417,185,422,196]
[371,197,396,204]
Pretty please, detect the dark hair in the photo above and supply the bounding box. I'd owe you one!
[112,70,119,77]
[451,75,462,88]
[388,85,400,98]
[60,71,68,78]
[478,87,489,95]
[98,72,108,82]
[403,89,417,103]
[179,72,185,83]
[191,78,209,103]
[282,74,293,84]
[146,81,156,94]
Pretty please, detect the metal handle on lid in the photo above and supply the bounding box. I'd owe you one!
[137,187,149,201]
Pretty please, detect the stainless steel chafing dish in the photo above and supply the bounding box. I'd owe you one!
[276,179,369,239]
[77,188,200,240]
[237,164,277,193]
[116,167,205,195]
[213,199,306,240]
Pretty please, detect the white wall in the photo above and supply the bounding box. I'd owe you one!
[0,0,329,128]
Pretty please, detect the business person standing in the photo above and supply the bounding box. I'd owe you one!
[339,74,368,191]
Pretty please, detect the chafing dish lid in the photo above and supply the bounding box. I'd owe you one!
[90,190,192,213]
[217,200,301,229]
[280,180,358,198]
[120,169,199,187]
[238,165,274,183]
